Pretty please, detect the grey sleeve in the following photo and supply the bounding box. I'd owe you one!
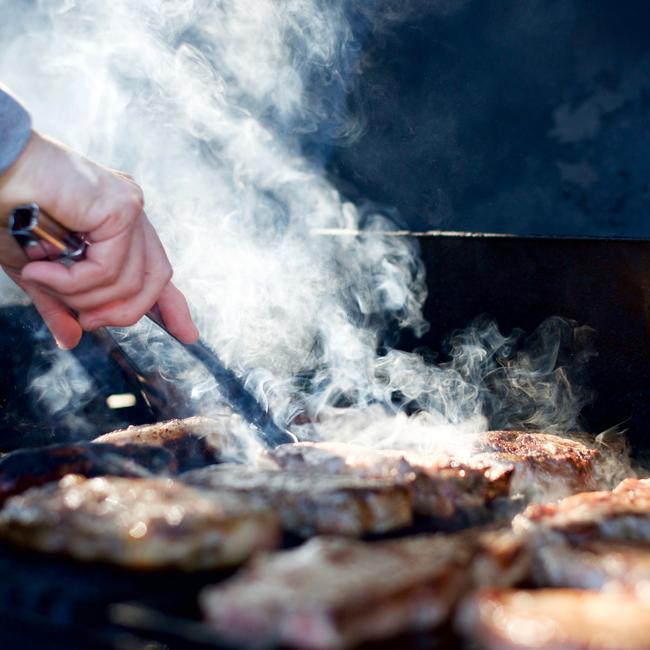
[0,86,32,175]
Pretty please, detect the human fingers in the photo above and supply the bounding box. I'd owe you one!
[77,219,173,330]
[18,280,83,349]
[51,217,147,311]
[154,282,200,344]
[20,216,136,295]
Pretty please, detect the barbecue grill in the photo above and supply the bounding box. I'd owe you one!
[0,230,648,649]
[2,0,650,646]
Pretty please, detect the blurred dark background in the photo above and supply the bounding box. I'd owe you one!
[324,0,650,236]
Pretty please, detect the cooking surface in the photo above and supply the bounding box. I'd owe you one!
[0,516,491,650]
[1,4,649,649]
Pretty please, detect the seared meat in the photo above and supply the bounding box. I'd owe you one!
[513,480,650,543]
[457,588,650,650]
[200,534,474,650]
[472,430,607,501]
[93,416,227,471]
[271,430,612,514]
[270,441,408,477]
[399,449,513,508]
[471,529,532,589]
[0,442,176,504]
[270,442,512,518]
[532,540,650,599]
[0,475,280,570]
[182,464,412,537]
[614,477,650,494]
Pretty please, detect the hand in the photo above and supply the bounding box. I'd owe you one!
[0,131,199,349]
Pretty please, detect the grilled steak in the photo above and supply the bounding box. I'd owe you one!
[0,442,176,504]
[270,442,512,518]
[471,529,532,589]
[457,588,650,650]
[472,430,607,501]
[0,475,280,570]
[614,476,650,494]
[93,416,228,471]
[270,441,408,477]
[532,540,650,599]
[182,464,412,537]
[513,479,650,543]
[200,534,474,650]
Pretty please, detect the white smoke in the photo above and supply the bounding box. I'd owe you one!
[1,1,594,453]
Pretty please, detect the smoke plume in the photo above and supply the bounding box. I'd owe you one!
[1,1,594,453]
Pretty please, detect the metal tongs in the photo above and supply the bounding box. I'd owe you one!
[9,203,295,447]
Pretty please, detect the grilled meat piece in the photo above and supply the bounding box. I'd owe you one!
[614,476,650,494]
[270,441,408,477]
[400,448,513,507]
[457,588,650,650]
[513,480,650,543]
[0,442,176,504]
[472,430,606,501]
[200,534,474,650]
[532,540,650,599]
[270,442,512,518]
[182,464,412,537]
[93,416,227,471]
[471,529,532,589]
[0,475,280,570]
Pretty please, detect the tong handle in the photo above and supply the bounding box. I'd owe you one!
[8,203,296,446]
[10,203,87,266]
[9,204,177,338]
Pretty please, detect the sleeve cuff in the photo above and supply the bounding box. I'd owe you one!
[0,87,32,175]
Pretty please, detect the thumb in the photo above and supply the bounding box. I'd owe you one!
[20,281,83,350]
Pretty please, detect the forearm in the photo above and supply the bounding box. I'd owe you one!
[0,85,32,177]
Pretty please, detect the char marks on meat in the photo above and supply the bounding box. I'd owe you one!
[473,430,607,501]
[457,588,650,650]
[201,534,474,650]
[0,442,177,504]
[93,416,228,471]
[182,464,412,537]
[270,442,512,519]
[0,475,280,570]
